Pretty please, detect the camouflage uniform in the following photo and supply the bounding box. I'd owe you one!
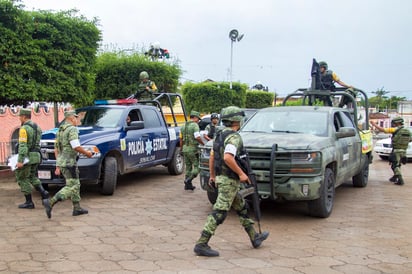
[194,106,269,257]
[388,125,411,185]
[15,109,48,208]
[136,71,157,100]
[181,119,201,189]
[43,110,90,218]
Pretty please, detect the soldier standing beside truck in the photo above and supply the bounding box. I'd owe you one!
[43,111,93,218]
[371,117,411,185]
[180,111,204,190]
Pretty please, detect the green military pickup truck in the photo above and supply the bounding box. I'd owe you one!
[199,88,373,218]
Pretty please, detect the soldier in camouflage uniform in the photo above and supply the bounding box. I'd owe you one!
[180,110,204,190]
[43,111,93,218]
[194,106,269,257]
[15,108,49,208]
[135,71,158,100]
[371,117,411,185]
[203,113,219,142]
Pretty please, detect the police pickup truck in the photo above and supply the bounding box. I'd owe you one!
[199,88,373,218]
[38,93,186,195]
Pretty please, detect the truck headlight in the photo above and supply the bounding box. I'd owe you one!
[290,152,321,174]
[78,145,101,158]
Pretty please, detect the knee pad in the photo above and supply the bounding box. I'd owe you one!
[211,210,227,225]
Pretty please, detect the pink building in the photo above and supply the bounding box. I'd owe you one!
[0,106,66,165]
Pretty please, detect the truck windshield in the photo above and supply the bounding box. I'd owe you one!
[78,108,124,128]
[242,110,328,137]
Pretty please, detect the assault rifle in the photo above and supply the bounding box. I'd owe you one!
[236,152,262,233]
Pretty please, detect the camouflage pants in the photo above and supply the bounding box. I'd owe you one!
[54,166,81,203]
[390,149,406,176]
[182,146,199,179]
[15,164,41,195]
[201,175,254,235]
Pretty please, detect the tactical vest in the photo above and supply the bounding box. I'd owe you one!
[320,70,335,90]
[207,124,216,139]
[183,121,198,147]
[392,126,411,149]
[213,129,246,179]
[57,123,78,164]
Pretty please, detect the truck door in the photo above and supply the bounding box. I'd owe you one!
[123,109,148,169]
[334,111,361,180]
[139,108,170,164]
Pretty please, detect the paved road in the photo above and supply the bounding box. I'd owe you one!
[0,154,411,273]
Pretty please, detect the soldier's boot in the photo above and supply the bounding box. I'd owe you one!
[184,177,196,190]
[43,195,62,219]
[389,175,398,182]
[34,184,49,200]
[395,175,405,185]
[18,194,35,209]
[245,226,269,248]
[194,231,219,257]
[72,202,88,216]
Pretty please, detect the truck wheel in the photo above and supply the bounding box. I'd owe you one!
[207,190,217,204]
[167,147,184,175]
[100,157,118,195]
[308,168,335,218]
[352,159,369,187]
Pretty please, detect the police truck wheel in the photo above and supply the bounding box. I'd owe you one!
[100,156,118,195]
[308,167,335,218]
[167,147,184,175]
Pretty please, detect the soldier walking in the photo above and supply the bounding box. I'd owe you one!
[194,106,269,257]
[43,110,93,218]
[15,108,49,208]
[180,110,204,190]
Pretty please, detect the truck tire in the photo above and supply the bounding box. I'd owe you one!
[352,159,369,187]
[167,147,184,175]
[308,168,335,218]
[100,157,118,195]
[207,190,217,204]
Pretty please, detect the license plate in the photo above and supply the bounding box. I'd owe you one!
[38,170,51,179]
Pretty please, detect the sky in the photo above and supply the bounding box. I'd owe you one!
[22,0,412,99]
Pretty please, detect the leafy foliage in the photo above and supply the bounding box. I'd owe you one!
[181,82,247,113]
[0,0,101,106]
[94,52,181,99]
[245,90,274,108]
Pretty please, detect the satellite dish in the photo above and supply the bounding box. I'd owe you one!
[229,29,239,41]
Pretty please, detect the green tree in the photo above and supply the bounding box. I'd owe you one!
[0,0,101,106]
[94,51,181,99]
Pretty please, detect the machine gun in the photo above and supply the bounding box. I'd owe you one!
[236,152,262,233]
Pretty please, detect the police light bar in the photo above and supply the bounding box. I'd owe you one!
[94,99,138,105]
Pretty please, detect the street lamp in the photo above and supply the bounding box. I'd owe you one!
[229,29,244,89]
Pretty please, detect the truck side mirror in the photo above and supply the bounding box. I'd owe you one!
[125,121,144,131]
[335,127,356,138]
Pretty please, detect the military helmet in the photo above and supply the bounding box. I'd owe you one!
[211,113,219,119]
[139,71,149,80]
[221,106,245,122]
[391,116,404,125]
[319,61,328,70]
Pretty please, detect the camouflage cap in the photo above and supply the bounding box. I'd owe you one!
[19,108,31,116]
[190,110,201,119]
[64,110,78,118]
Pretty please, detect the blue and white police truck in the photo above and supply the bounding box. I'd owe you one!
[38,93,187,195]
